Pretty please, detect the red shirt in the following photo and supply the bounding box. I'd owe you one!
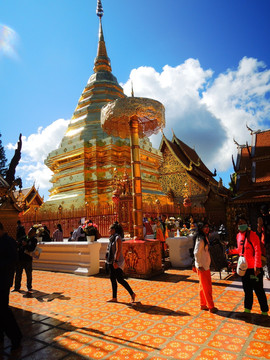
[229,230,262,269]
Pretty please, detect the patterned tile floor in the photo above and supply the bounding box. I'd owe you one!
[1,269,270,360]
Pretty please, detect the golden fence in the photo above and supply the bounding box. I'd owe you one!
[20,203,206,238]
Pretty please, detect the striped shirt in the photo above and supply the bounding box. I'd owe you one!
[53,229,63,242]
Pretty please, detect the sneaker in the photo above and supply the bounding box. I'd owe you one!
[209,307,218,313]
[200,305,209,311]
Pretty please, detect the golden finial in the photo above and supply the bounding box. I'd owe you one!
[96,0,104,19]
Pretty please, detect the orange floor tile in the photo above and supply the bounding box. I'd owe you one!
[1,269,269,359]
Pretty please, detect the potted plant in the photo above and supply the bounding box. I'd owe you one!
[33,224,44,243]
[83,220,99,243]
[180,224,190,237]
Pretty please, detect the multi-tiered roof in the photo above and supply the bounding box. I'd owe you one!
[232,128,270,203]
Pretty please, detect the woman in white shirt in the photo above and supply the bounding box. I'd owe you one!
[194,221,218,313]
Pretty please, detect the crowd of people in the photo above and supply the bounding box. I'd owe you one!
[1,206,269,352]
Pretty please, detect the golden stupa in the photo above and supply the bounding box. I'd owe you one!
[42,0,166,213]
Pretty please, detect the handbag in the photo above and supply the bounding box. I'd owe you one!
[237,255,248,276]
[236,235,248,276]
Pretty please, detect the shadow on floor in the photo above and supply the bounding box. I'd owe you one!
[217,309,270,327]
[21,290,71,302]
[80,327,160,351]
[131,302,190,316]
[1,299,186,359]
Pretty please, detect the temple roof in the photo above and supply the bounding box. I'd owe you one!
[234,129,270,191]
[14,185,43,208]
[173,135,214,177]
[238,147,251,172]
[160,133,217,188]
[254,130,270,158]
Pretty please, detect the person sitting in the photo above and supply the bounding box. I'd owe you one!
[68,231,74,241]
[42,225,51,242]
[52,224,63,242]
[72,221,86,241]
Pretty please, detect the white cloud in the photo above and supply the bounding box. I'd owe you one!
[122,57,270,173]
[0,24,19,59]
[6,119,69,196]
[122,60,227,168]
[202,56,270,169]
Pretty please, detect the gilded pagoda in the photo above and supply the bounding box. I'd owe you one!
[42,2,166,212]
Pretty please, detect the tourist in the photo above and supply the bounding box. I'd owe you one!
[68,231,74,242]
[155,219,166,259]
[257,204,270,280]
[52,223,63,242]
[42,225,51,242]
[151,218,157,237]
[143,222,147,239]
[194,221,218,313]
[160,215,168,260]
[13,227,38,292]
[72,220,86,241]
[144,219,153,236]
[0,222,22,350]
[160,214,167,237]
[229,214,268,316]
[16,220,26,241]
[105,222,136,303]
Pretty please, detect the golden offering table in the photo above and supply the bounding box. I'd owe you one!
[166,235,194,268]
[33,241,101,276]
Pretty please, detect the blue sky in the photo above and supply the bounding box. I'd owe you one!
[1,0,270,199]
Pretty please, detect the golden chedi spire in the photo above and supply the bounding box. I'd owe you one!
[43,0,164,211]
[94,0,112,73]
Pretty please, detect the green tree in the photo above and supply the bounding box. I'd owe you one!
[0,132,8,177]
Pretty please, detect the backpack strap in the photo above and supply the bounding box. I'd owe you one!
[241,236,247,256]
[246,230,255,256]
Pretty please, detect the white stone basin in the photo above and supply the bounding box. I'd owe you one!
[33,241,101,276]
[166,235,194,267]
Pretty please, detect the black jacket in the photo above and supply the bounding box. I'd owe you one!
[0,233,18,289]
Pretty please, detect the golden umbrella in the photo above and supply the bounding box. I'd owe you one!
[101,97,165,240]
